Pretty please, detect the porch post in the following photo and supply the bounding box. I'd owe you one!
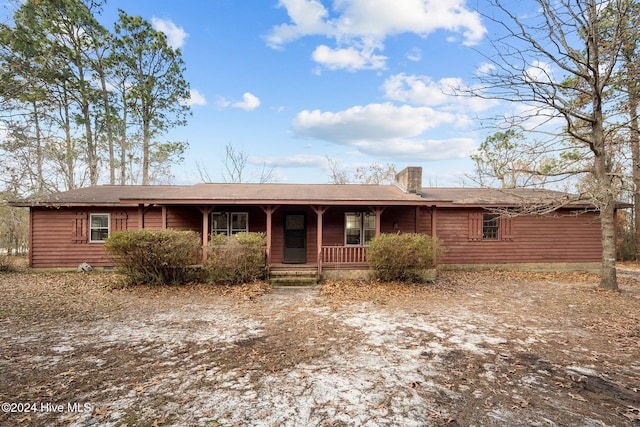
[198,206,214,261]
[260,205,279,265]
[311,205,328,274]
[431,205,437,238]
[369,206,385,237]
[161,206,167,230]
[137,204,144,229]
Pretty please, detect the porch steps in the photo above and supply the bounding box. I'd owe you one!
[269,264,319,287]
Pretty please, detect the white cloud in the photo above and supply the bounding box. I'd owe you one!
[406,47,422,62]
[266,0,486,70]
[294,103,455,140]
[233,92,261,111]
[476,62,496,75]
[382,73,498,113]
[249,154,328,168]
[291,102,475,160]
[217,92,261,111]
[505,103,564,132]
[183,89,207,107]
[216,96,231,109]
[151,17,189,49]
[312,44,386,71]
[524,60,555,84]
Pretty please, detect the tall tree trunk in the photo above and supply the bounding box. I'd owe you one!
[588,4,618,291]
[63,91,75,190]
[31,100,44,195]
[142,118,150,185]
[628,68,640,260]
[98,72,116,185]
[600,198,618,289]
[593,124,618,290]
[82,100,98,185]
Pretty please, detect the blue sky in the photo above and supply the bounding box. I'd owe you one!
[100,0,509,186]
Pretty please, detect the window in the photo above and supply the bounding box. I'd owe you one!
[345,212,376,246]
[90,213,110,242]
[210,212,248,236]
[469,212,514,241]
[482,214,499,240]
[211,212,229,235]
[230,213,248,234]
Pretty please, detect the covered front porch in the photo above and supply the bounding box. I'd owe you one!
[173,203,433,276]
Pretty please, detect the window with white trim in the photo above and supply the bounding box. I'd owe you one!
[210,212,249,236]
[89,213,110,242]
[345,212,376,246]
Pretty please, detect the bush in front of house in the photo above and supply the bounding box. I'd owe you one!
[203,232,267,285]
[104,229,201,285]
[367,233,443,282]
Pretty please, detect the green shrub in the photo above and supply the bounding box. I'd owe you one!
[367,233,444,282]
[104,229,201,285]
[203,232,267,285]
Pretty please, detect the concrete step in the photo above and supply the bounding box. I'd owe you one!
[269,268,319,286]
[270,269,318,277]
[270,276,319,287]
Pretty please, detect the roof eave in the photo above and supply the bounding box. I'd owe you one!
[120,198,427,206]
[10,201,139,208]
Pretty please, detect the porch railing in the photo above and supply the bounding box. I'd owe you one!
[319,246,368,274]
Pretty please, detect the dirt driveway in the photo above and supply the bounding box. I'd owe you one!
[1,269,640,426]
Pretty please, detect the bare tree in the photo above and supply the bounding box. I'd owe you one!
[353,162,397,185]
[197,144,275,184]
[325,156,348,184]
[470,0,634,290]
[253,161,275,184]
[222,143,247,183]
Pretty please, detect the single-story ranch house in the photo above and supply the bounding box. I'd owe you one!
[12,167,616,278]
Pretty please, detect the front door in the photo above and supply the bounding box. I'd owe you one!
[283,212,306,263]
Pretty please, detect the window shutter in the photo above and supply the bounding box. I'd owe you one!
[500,216,514,240]
[468,212,483,241]
[71,212,88,243]
[113,211,128,232]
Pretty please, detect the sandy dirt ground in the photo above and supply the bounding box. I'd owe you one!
[1,268,640,427]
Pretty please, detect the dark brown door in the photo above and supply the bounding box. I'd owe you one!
[283,213,306,263]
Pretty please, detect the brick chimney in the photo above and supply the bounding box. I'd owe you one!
[394,166,422,195]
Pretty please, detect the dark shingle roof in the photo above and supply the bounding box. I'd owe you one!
[418,187,585,206]
[12,183,422,206]
[11,183,598,208]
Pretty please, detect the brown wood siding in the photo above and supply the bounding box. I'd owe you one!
[141,208,162,230]
[418,207,432,235]
[437,208,602,264]
[322,208,346,246]
[380,206,417,234]
[270,210,284,263]
[31,207,139,268]
[166,206,201,231]
[30,204,601,268]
